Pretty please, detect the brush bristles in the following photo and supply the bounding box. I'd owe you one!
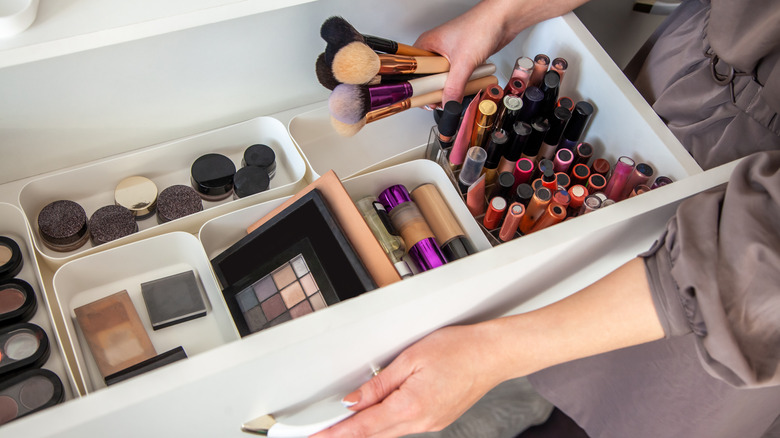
[316,52,340,90]
[321,16,364,46]
[332,41,381,84]
[329,84,371,124]
[330,115,366,137]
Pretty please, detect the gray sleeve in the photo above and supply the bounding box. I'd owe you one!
[641,150,780,388]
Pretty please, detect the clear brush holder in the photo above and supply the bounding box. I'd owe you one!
[425,125,506,246]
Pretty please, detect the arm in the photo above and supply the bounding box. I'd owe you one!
[414,0,591,104]
[312,257,664,438]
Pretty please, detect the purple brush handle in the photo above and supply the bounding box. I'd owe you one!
[369,82,414,110]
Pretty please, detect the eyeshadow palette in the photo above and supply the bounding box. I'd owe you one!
[0,369,64,426]
[104,346,188,386]
[212,189,375,337]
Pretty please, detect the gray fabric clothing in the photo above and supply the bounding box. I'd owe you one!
[527,1,780,436]
[529,152,780,438]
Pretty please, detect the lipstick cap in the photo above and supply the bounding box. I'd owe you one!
[377,185,412,212]
[438,100,462,139]
[544,106,572,146]
[504,121,532,161]
[518,86,544,122]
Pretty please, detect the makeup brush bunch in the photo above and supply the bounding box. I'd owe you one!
[433,54,673,243]
[316,16,498,137]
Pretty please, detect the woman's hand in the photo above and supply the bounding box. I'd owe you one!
[311,324,509,438]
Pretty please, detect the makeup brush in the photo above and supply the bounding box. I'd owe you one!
[329,64,496,124]
[321,16,435,57]
[331,75,499,137]
[332,45,450,85]
[317,51,444,90]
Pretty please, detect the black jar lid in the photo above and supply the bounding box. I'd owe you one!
[0,236,23,281]
[233,166,271,199]
[190,154,236,199]
[242,144,276,179]
[0,279,37,327]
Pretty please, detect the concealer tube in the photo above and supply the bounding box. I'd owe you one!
[355,197,413,278]
[528,202,567,234]
[470,100,498,149]
[499,202,525,242]
[410,184,475,262]
[519,186,552,235]
[378,185,447,272]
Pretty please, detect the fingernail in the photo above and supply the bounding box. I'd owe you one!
[341,390,361,408]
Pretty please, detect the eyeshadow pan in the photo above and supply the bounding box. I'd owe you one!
[290,255,308,277]
[261,294,285,321]
[252,276,277,302]
[309,292,327,311]
[0,396,18,424]
[289,300,312,318]
[236,288,259,313]
[280,282,305,308]
[271,264,296,289]
[19,375,54,410]
[299,273,319,296]
[0,288,25,314]
[5,332,39,360]
[0,246,11,265]
[243,306,268,332]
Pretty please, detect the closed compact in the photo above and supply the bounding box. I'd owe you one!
[233,166,270,199]
[88,205,139,246]
[0,323,50,379]
[190,153,236,201]
[114,176,158,219]
[37,200,90,252]
[0,279,37,327]
[0,368,65,426]
[242,144,276,179]
[0,236,23,281]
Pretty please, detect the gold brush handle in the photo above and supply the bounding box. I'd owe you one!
[377,54,450,75]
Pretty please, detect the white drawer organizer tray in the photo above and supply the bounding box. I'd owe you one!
[18,116,307,270]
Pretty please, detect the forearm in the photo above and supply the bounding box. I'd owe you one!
[477,257,665,382]
[483,0,593,39]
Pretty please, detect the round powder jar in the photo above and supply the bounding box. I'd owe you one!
[190,153,236,201]
[37,200,90,252]
[0,236,23,281]
[156,185,204,224]
[114,176,158,220]
[88,205,138,246]
[233,166,270,199]
[242,144,276,179]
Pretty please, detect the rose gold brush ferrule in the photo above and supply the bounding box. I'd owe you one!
[366,100,412,123]
[377,54,419,75]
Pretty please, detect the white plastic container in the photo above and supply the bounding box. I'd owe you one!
[19,116,308,270]
[52,231,239,394]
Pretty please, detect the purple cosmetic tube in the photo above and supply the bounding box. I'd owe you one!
[378,185,447,272]
[603,156,636,201]
[557,101,594,151]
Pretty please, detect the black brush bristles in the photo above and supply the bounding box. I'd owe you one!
[320,16,363,47]
[316,52,340,90]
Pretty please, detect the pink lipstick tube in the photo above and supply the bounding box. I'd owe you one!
[603,156,636,201]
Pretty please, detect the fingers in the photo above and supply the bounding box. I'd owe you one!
[342,357,413,411]
[441,61,477,104]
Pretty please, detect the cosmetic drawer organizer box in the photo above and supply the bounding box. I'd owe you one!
[0,0,739,435]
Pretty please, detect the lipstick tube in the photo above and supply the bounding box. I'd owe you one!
[541,166,557,193]
[554,148,574,173]
[514,183,534,206]
[483,84,504,106]
[499,95,523,135]
[498,122,531,174]
[551,57,568,82]
[505,78,525,97]
[629,184,651,198]
[528,54,550,88]
[378,185,447,272]
[529,202,567,234]
[483,197,507,230]
[483,129,509,187]
[603,156,636,201]
[520,118,549,162]
[573,142,593,166]
[578,194,602,215]
[519,186,552,234]
[567,184,588,215]
[557,96,574,112]
[558,101,594,150]
[556,172,570,189]
[587,173,607,193]
[470,100,498,149]
[355,197,412,278]
[512,157,535,189]
[591,158,611,176]
[539,70,561,119]
[458,147,488,193]
[493,172,515,203]
[510,56,534,87]
[570,163,591,186]
[499,202,525,242]
[651,176,673,189]
[410,183,475,262]
[553,187,571,207]
[517,86,544,123]
[538,106,571,161]
[620,162,654,201]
